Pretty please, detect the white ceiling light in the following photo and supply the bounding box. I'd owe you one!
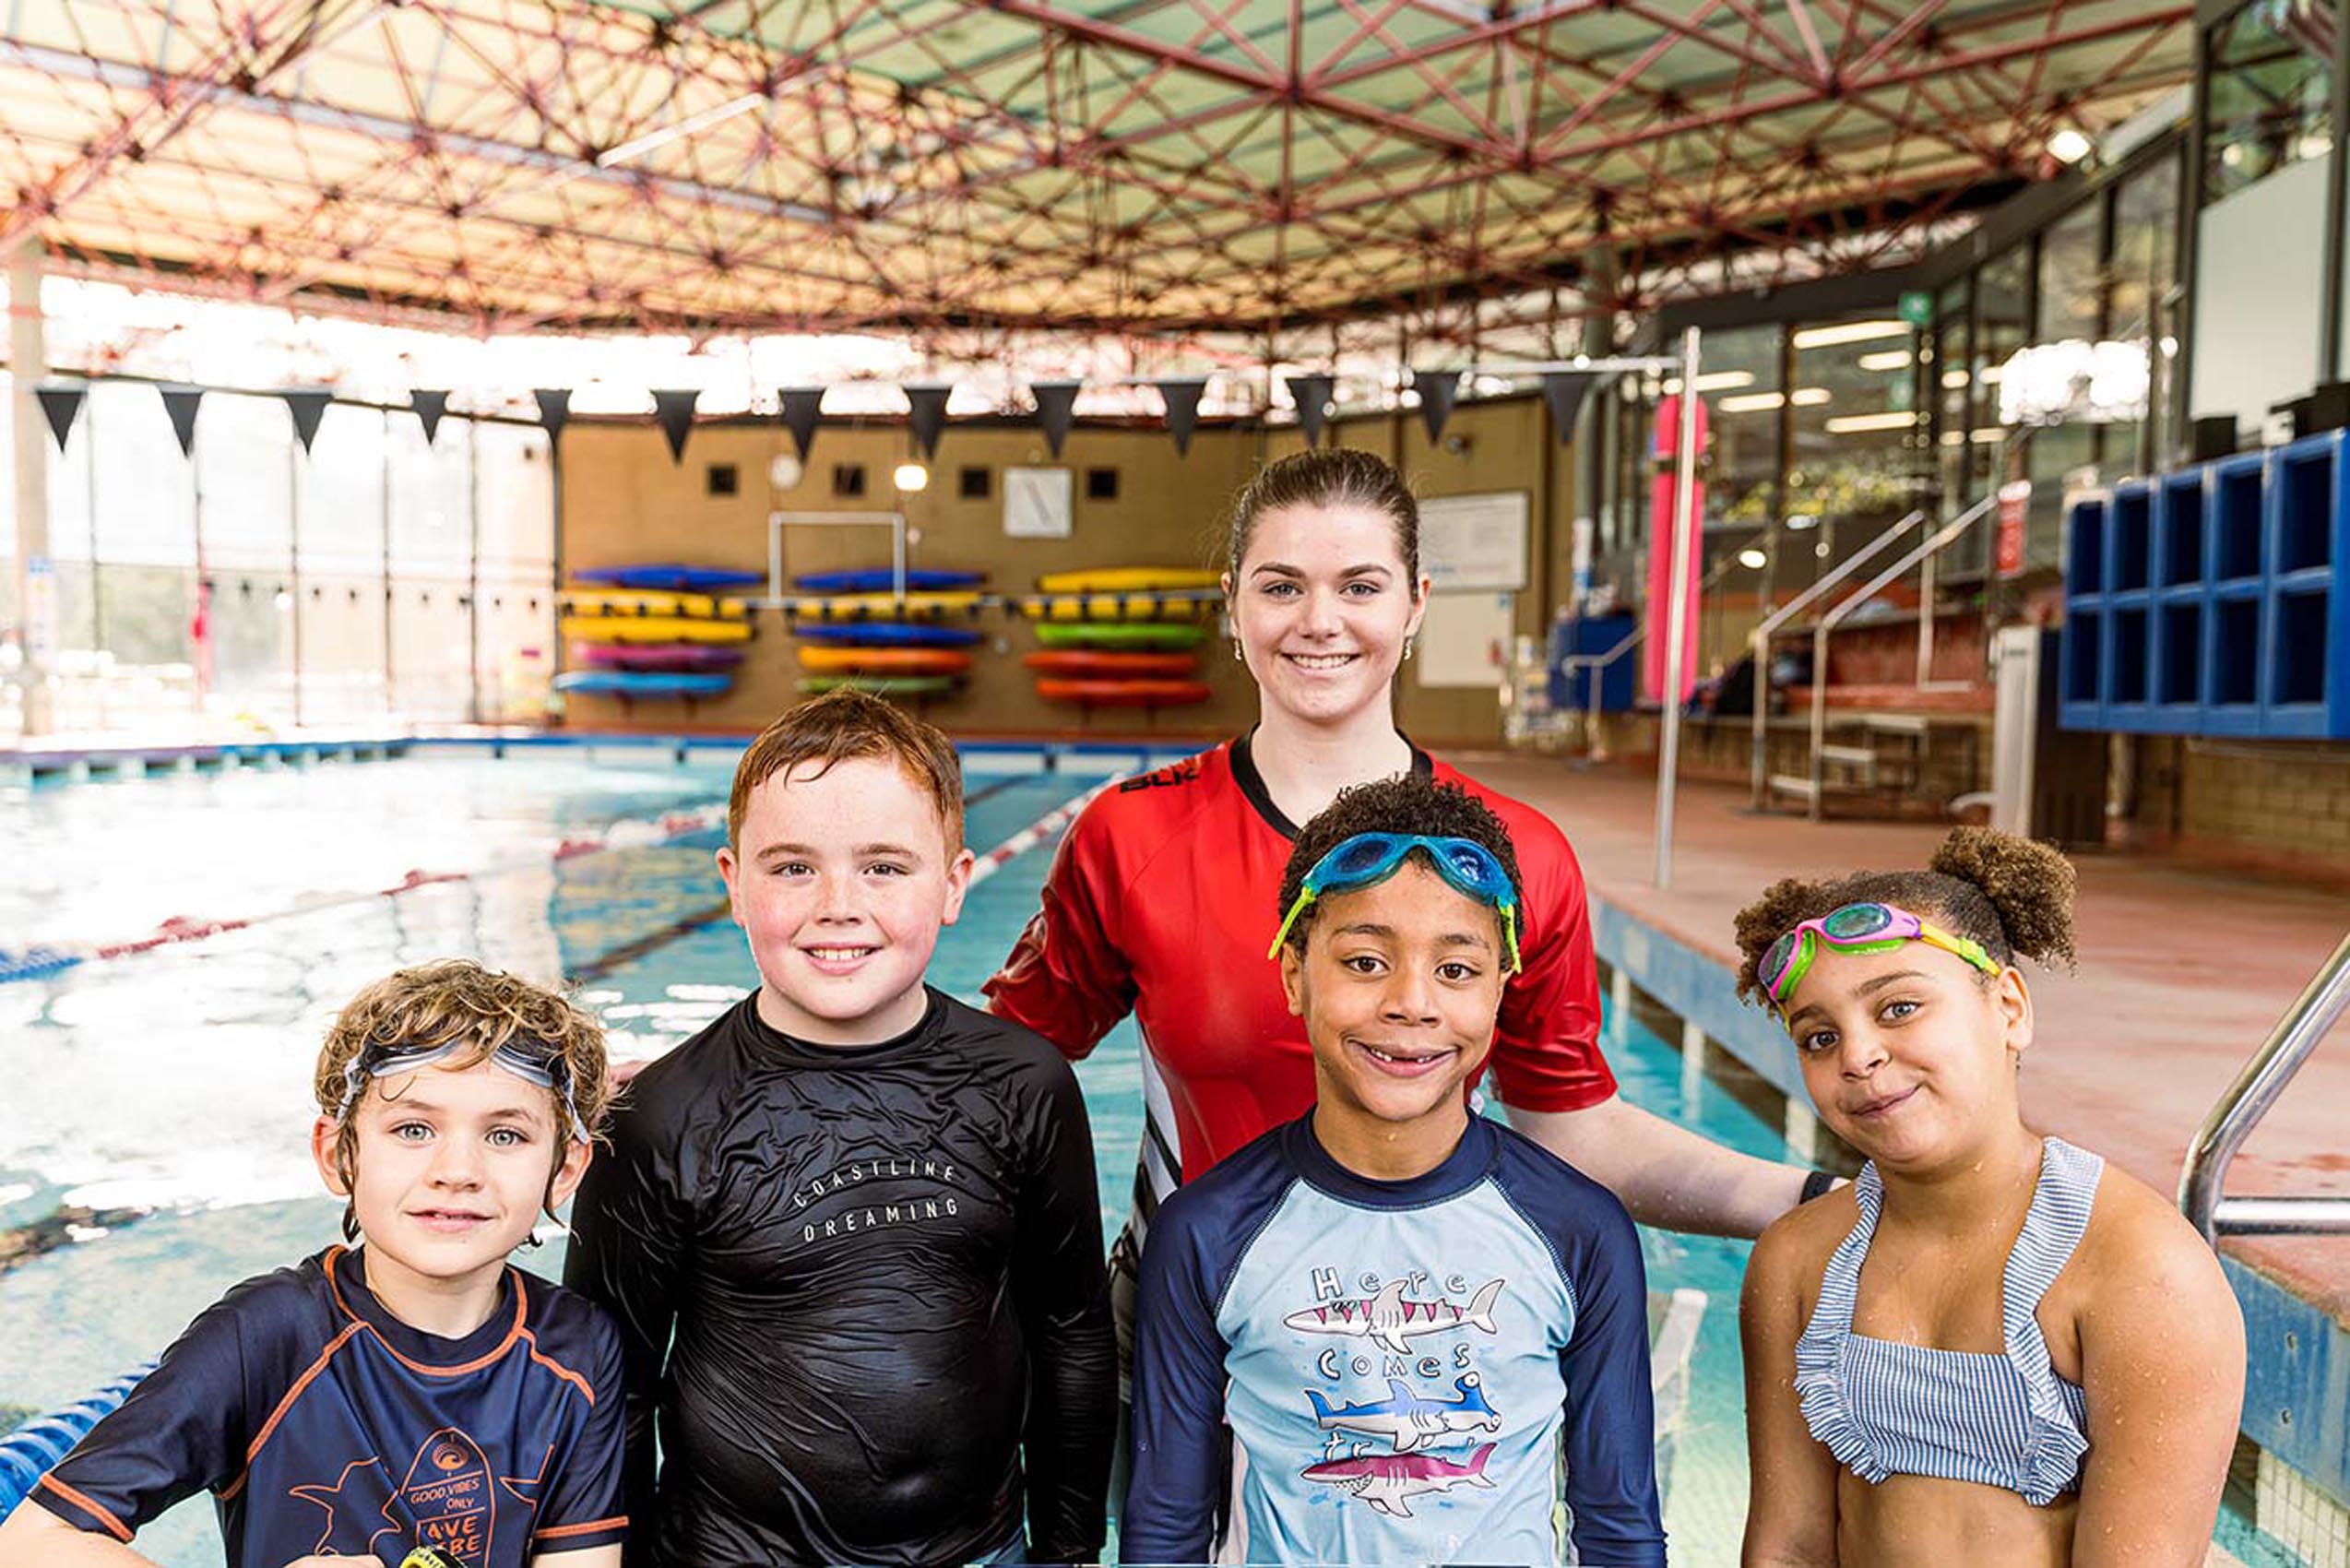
[2048,127,2094,165]
[1660,371,1758,394]
[1737,547,1768,569]
[1717,391,1786,413]
[1824,410,1923,434]
[1857,350,1914,372]
[1793,319,1910,350]
[1789,386,1833,406]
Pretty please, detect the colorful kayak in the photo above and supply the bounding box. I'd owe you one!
[574,564,766,590]
[559,615,754,646]
[798,647,974,675]
[1036,566,1219,593]
[795,675,959,697]
[790,591,984,622]
[554,671,733,698]
[1035,622,1208,650]
[559,589,750,621]
[1035,678,1214,707]
[1021,650,1200,678]
[1016,593,1214,622]
[790,622,984,648]
[793,568,986,592]
[576,643,746,673]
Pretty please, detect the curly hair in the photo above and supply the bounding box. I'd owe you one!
[315,959,613,1239]
[1730,826,2078,1005]
[1276,773,1524,957]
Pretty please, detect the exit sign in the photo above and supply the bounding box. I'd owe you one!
[1897,290,1934,328]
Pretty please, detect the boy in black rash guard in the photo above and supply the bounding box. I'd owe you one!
[564,692,1115,1568]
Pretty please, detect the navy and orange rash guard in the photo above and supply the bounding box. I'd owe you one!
[985,733,1613,1234]
[30,1245,625,1568]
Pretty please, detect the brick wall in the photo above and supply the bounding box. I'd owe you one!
[2132,737,2350,885]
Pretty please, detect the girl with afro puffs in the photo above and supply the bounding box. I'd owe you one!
[1736,828,2244,1568]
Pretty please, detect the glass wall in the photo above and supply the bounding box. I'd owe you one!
[0,383,552,738]
[1786,315,1930,595]
[2202,0,2335,207]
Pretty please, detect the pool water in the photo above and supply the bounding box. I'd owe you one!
[0,747,2308,1566]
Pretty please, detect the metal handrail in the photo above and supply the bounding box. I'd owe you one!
[2179,931,2350,1243]
[1745,507,1929,809]
[1556,552,1744,722]
[1798,488,2003,819]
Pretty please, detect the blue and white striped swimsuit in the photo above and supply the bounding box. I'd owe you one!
[1794,1136,2103,1506]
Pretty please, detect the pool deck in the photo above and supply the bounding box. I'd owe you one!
[1454,752,2350,1324]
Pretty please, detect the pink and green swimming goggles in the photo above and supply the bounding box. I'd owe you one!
[1761,901,2001,1010]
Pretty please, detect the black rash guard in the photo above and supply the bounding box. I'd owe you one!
[564,988,1116,1568]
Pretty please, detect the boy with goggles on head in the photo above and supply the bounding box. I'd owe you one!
[1735,828,2243,1568]
[0,959,626,1568]
[1124,772,1665,1568]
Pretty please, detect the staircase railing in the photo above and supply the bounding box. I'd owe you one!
[2179,931,2350,1242]
[1746,507,1928,810]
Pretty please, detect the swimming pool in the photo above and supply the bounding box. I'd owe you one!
[0,744,2308,1566]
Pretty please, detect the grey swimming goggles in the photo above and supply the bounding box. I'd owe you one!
[338,1037,588,1145]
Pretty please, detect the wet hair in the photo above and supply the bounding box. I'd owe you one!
[1276,773,1524,957]
[1731,826,2079,1005]
[729,688,966,854]
[314,958,613,1241]
[1226,447,1422,592]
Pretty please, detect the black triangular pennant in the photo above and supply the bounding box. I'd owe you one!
[652,388,699,463]
[534,388,572,443]
[411,389,450,445]
[159,386,204,457]
[35,386,85,452]
[1032,381,1080,457]
[904,385,951,458]
[1283,374,1335,446]
[778,387,824,461]
[281,389,333,454]
[1157,379,1206,456]
[1415,369,1461,443]
[1541,371,1601,445]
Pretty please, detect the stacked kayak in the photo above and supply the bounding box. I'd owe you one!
[787,567,982,700]
[1024,568,1217,709]
[560,564,756,703]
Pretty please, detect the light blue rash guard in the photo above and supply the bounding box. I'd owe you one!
[1123,1113,1665,1566]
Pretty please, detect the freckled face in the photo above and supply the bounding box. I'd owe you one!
[1226,502,1429,727]
[717,755,974,1045]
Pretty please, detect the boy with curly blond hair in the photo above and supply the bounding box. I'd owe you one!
[0,959,628,1568]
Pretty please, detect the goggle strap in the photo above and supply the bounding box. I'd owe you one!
[1267,888,1316,960]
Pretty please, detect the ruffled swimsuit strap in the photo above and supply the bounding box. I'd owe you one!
[1794,1161,1891,1481]
[2000,1136,2105,1503]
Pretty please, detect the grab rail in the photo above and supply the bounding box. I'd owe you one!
[2179,931,2350,1243]
[1793,489,2001,820]
[1745,507,1929,810]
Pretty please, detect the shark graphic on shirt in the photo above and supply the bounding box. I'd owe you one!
[1303,1372,1502,1452]
[1300,1441,1498,1517]
[1282,1277,1503,1354]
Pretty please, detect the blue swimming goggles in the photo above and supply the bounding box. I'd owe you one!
[1267,832,1522,972]
[338,1036,589,1145]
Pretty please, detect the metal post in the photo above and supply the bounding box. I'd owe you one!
[381,409,395,717]
[289,422,303,729]
[7,236,53,736]
[468,416,482,726]
[1654,327,1702,888]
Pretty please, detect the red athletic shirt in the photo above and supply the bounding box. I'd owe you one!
[984,734,1613,1215]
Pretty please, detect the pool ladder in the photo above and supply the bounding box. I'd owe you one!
[2179,931,2350,1241]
